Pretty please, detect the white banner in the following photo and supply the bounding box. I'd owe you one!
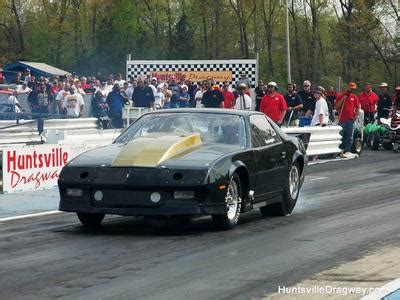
[1,144,88,193]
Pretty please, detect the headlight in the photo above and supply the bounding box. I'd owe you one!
[150,192,162,203]
[93,190,104,201]
[174,191,195,199]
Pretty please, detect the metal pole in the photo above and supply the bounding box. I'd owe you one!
[285,0,292,83]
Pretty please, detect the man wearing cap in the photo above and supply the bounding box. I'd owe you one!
[335,82,360,157]
[260,81,287,126]
[377,82,392,119]
[358,83,378,124]
[106,83,129,127]
[233,83,252,110]
[298,80,315,116]
[27,82,53,117]
[311,87,329,127]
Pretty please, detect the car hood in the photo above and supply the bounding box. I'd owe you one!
[67,135,242,169]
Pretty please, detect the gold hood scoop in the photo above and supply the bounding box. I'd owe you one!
[112,133,202,167]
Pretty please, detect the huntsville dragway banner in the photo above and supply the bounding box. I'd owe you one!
[1,144,88,193]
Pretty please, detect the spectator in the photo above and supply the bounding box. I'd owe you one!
[298,80,315,117]
[103,77,114,95]
[358,83,378,124]
[260,81,287,126]
[49,81,63,96]
[201,80,224,108]
[27,82,52,117]
[106,83,128,128]
[27,76,36,90]
[377,82,392,120]
[177,85,190,108]
[233,83,252,110]
[326,86,337,110]
[15,82,32,94]
[154,85,166,109]
[392,86,400,114]
[23,68,31,83]
[92,90,109,118]
[148,77,158,96]
[55,84,70,114]
[7,90,24,113]
[254,80,265,111]
[222,81,235,109]
[311,87,329,127]
[194,82,205,108]
[335,82,360,158]
[114,73,126,87]
[63,86,85,118]
[284,83,303,126]
[237,73,251,90]
[121,82,132,104]
[80,77,91,91]
[131,78,155,108]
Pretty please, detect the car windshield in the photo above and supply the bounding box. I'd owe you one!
[115,112,247,147]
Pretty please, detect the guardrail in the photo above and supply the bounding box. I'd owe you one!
[283,126,342,156]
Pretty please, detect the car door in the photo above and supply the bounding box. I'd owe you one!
[249,114,288,201]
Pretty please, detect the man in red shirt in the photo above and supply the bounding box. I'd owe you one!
[260,81,287,126]
[358,83,378,124]
[335,82,360,157]
[221,81,235,108]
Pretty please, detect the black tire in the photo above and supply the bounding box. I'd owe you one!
[370,133,380,150]
[77,212,105,228]
[260,162,300,217]
[382,142,393,150]
[351,137,363,155]
[212,173,242,230]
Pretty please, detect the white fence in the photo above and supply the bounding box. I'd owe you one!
[283,126,342,156]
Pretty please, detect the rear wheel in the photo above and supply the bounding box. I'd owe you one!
[77,212,105,228]
[370,133,380,150]
[260,162,300,217]
[212,174,242,230]
[351,136,363,155]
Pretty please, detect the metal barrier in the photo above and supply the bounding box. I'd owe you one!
[282,126,342,156]
[122,107,149,125]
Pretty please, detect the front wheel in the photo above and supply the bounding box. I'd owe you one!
[212,174,242,230]
[77,212,105,228]
[260,162,300,217]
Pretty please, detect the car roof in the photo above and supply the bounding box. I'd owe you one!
[146,108,264,117]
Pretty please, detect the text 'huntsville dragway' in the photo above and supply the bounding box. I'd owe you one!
[278,285,390,296]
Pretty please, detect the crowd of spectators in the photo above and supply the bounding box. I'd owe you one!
[1,68,400,157]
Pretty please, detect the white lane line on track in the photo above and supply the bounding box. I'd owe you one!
[308,176,328,181]
[309,157,354,165]
[361,277,400,300]
[0,210,63,222]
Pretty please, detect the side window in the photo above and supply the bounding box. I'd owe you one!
[250,114,280,147]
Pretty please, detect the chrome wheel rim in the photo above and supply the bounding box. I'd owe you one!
[225,178,239,221]
[289,165,300,199]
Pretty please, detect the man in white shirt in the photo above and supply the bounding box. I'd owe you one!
[15,82,32,94]
[114,73,126,87]
[154,85,166,108]
[7,90,24,113]
[148,77,158,96]
[311,87,329,126]
[233,83,252,110]
[56,84,70,114]
[63,87,85,117]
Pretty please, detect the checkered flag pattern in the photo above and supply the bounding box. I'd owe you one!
[126,60,257,87]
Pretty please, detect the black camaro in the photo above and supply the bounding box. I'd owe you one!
[58,109,308,229]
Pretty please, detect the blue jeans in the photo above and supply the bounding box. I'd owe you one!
[339,120,354,153]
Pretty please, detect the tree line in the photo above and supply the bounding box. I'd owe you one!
[0,0,399,88]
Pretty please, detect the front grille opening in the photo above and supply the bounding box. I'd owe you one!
[173,172,183,180]
[80,171,89,179]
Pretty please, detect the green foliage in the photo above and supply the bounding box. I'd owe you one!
[0,0,397,87]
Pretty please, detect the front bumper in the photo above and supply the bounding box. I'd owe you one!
[59,182,227,216]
